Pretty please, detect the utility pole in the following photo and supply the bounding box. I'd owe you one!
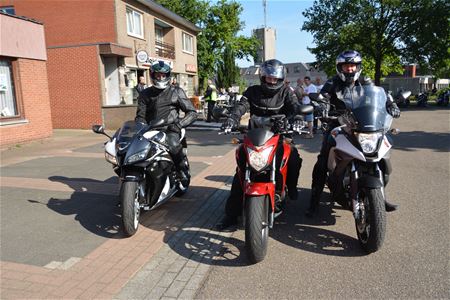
[263,0,267,28]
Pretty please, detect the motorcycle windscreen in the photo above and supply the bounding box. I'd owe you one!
[246,128,275,147]
[346,86,393,132]
[116,121,146,153]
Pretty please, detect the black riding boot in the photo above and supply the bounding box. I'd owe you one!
[305,187,321,217]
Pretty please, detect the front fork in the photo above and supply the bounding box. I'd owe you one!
[243,154,277,228]
[350,162,385,219]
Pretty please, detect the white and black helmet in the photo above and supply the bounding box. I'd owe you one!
[336,50,362,84]
[150,61,171,89]
[259,59,286,92]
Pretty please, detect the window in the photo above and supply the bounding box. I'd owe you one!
[0,6,15,14]
[126,7,143,38]
[294,66,301,73]
[182,32,193,54]
[0,60,19,118]
[155,26,164,43]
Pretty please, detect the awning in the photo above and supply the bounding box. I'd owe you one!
[99,43,133,57]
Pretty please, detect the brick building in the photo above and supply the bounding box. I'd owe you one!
[0,12,53,146]
[0,0,200,130]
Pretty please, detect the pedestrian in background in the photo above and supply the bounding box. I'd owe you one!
[135,76,147,95]
[294,78,304,103]
[313,77,323,133]
[301,76,317,138]
[204,79,217,122]
[171,77,179,87]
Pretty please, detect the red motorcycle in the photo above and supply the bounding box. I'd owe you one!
[221,109,312,263]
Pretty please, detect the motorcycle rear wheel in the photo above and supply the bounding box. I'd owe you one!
[245,195,269,263]
[355,188,386,253]
[120,181,140,237]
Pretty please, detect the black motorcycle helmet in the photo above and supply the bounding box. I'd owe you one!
[259,59,286,94]
[150,60,171,89]
[336,50,362,84]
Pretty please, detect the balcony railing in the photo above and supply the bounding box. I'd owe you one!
[155,40,175,59]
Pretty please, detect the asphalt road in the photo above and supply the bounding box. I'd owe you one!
[196,107,450,299]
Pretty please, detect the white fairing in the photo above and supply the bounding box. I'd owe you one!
[370,136,392,162]
[144,130,164,141]
[105,138,117,157]
[156,177,171,204]
[328,134,366,171]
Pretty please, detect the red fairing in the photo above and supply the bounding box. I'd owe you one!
[278,142,292,191]
[244,182,275,210]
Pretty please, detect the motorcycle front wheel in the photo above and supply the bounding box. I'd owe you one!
[355,188,386,253]
[245,195,269,264]
[120,181,140,237]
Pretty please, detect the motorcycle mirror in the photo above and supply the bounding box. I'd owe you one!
[390,128,400,135]
[92,124,104,134]
[92,124,112,139]
[308,93,319,101]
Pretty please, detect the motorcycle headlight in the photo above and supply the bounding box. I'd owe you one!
[247,146,274,172]
[356,132,382,154]
[126,149,148,164]
[105,151,117,165]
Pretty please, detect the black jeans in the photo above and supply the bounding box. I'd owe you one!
[225,142,302,217]
[206,101,216,122]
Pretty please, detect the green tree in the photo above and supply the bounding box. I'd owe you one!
[302,0,450,85]
[216,45,240,89]
[154,0,258,91]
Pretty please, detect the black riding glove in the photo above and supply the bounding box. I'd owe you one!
[387,103,401,118]
[167,123,182,134]
[221,117,238,131]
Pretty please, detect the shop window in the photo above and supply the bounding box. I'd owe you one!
[0,6,15,14]
[0,59,20,119]
[182,32,193,54]
[126,7,143,38]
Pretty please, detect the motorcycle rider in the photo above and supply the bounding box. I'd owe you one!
[217,59,304,229]
[306,50,401,217]
[135,61,197,180]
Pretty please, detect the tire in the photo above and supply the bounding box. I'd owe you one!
[245,195,269,263]
[120,181,140,237]
[355,188,386,253]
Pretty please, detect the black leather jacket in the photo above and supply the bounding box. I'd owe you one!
[230,85,300,121]
[135,86,197,128]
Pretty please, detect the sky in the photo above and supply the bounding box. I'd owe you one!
[235,0,316,67]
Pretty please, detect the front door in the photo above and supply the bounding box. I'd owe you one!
[104,57,120,105]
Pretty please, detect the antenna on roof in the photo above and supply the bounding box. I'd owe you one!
[263,0,267,28]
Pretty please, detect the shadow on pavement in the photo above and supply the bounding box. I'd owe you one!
[270,188,366,257]
[393,131,450,152]
[28,175,124,239]
[138,184,247,267]
[204,175,233,183]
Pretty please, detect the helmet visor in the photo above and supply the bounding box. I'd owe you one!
[260,65,284,79]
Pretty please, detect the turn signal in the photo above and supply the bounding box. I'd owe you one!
[284,138,292,144]
[390,128,400,135]
[231,138,240,144]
